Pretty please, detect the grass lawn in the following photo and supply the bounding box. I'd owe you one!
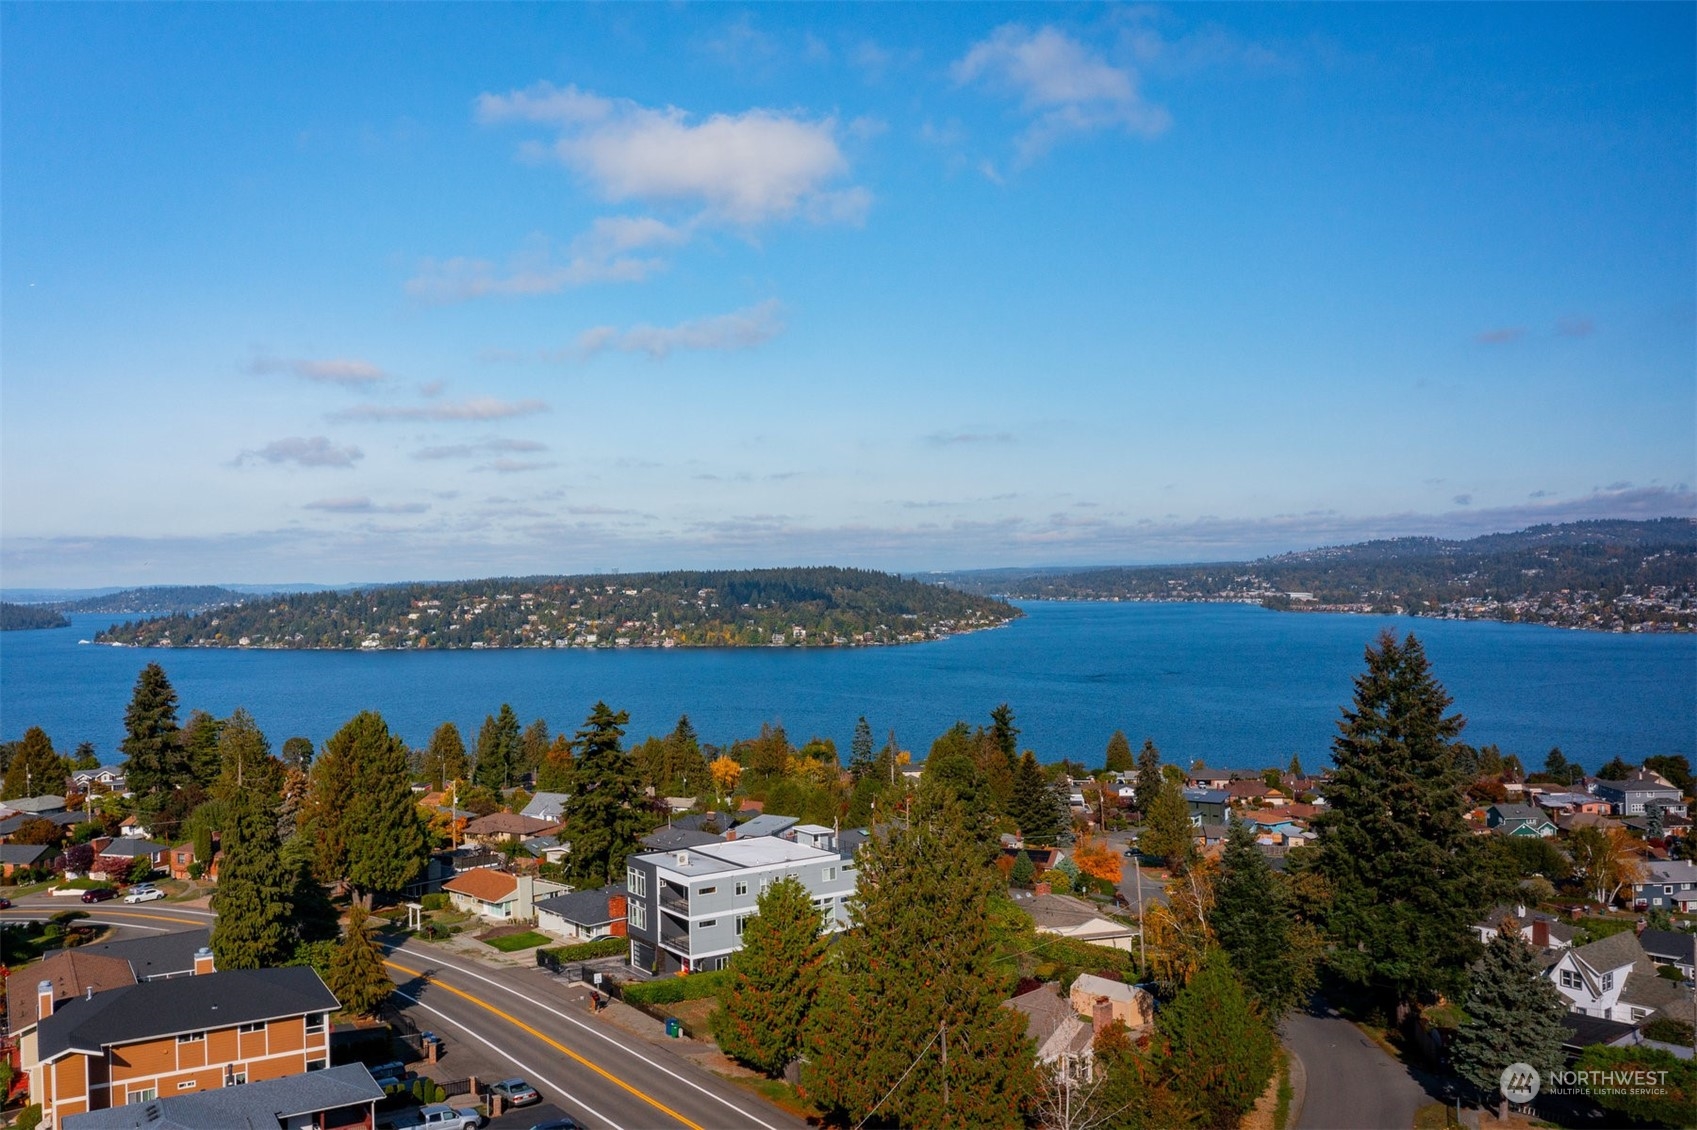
[483,930,550,953]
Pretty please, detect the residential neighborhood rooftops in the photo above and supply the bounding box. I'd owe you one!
[638,835,838,877]
[730,813,799,839]
[37,966,339,1061]
[48,928,213,981]
[96,836,169,857]
[1639,928,1697,968]
[0,843,49,865]
[1001,983,1094,1060]
[61,1062,383,1130]
[521,791,570,821]
[442,868,519,903]
[641,826,724,852]
[1070,973,1139,1003]
[463,812,558,837]
[7,950,136,1036]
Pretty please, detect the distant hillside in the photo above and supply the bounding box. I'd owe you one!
[940,519,1696,632]
[93,567,1021,650]
[59,586,250,616]
[0,602,71,631]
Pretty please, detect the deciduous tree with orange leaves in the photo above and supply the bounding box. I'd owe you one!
[1072,832,1123,885]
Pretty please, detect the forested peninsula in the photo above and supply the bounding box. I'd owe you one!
[0,602,70,631]
[942,519,1697,632]
[93,567,1020,650]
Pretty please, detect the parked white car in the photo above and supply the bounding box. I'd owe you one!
[123,885,165,903]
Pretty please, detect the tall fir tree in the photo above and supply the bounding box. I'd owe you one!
[710,875,828,1076]
[281,736,315,773]
[310,712,427,905]
[925,723,1001,855]
[805,792,1036,1129]
[213,709,282,806]
[210,783,294,969]
[561,703,647,889]
[519,718,551,779]
[1449,929,1570,1120]
[1138,777,1197,870]
[419,722,470,788]
[1311,631,1487,1010]
[1104,730,1134,773]
[120,663,185,799]
[848,716,876,780]
[1134,739,1164,816]
[472,704,522,791]
[988,703,1020,764]
[1010,750,1066,846]
[1155,947,1277,1130]
[1212,819,1317,1018]
[326,904,393,1017]
[1,727,63,801]
[535,735,574,793]
[1288,752,1304,778]
[182,710,225,790]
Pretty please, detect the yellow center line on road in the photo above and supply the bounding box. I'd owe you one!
[384,958,703,1130]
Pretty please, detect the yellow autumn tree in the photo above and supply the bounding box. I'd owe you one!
[710,754,742,797]
[1072,832,1123,885]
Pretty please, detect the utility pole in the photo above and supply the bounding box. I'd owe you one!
[1133,855,1146,973]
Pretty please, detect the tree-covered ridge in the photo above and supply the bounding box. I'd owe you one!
[943,519,1697,631]
[93,566,1021,650]
[0,602,70,631]
[59,585,251,616]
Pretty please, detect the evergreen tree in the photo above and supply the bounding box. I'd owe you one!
[848,716,875,780]
[805,793,1036,1129]
[213,709,282,806]
[120,662,185,799]
[326,904,393,1017]
[710,875,827,1076]
[1011,750,1065,846]
[70,742,101,772]
[419,722,469,788]
[472,704,522,790]
[519,718,550,779]
[182,710,225,789]
[1310,631,1487,1010]
[1104,730,1134,773]
[1090,1020,1197,1130]
[1595,755,1633,780]
[1134,740,1164,816]
[988,703,1020,763]
[1213,820,1317,1018]
[281,736,315,773]
[1287,752,1304,778]
[1449,929,1569,1121]
[561,703,647,889]
[925,723,1000,854]
[1,727,64,801]
[535,734,574,793]
[1138,777,1197,870]
[310,712,427,905]
[210,783,294,969]
[1156,947,1277,1130]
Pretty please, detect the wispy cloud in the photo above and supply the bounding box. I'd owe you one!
[924,430,1016,447]
[237,436,363,469]
[249,356,388,386]
[475,458,556,475]
[413,437,549,461]
[953,25,1171,163]
[332,397,548,423]
[577,299,785,360]
[303,497,430,514]
[1555,315,1595,338]
[474,82,868,227]
[405,228,677,304]
[1475,326,1526,345]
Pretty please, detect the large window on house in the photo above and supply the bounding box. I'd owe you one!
[629,902,647,931]
[628,869,646,896]
[1560,969,1582,989]
[238,1021,265,1034]
[128,1089,157,1105]
[177,1031,206,1044]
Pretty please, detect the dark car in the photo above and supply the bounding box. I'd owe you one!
[528,1120,584,1130]
[0,897,12,909]
[81,887,118,903]
[489,1078,540,1106]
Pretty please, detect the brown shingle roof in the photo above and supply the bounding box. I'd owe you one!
[442,868,518,903]
[463,813,558,837]
[7,950,135,1035]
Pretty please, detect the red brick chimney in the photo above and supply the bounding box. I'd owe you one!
[1531,919,1549,948]
[1034,881,1051,896]
[609,894,628,938]
[1091,996,1114,1034]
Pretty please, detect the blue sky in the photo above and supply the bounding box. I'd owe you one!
[3,3,1692,587]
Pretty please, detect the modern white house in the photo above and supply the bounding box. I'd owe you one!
[624,826,855,975]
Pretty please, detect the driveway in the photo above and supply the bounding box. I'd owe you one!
[1283,1003,1436,1130]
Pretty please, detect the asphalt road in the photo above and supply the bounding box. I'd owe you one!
[1283,1005,1434,1130]
[382,937,808,1130]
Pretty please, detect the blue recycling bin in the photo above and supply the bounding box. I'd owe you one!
[665,1018,681,1038]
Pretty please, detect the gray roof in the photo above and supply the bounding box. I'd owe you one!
[641,826,723,851]
[1638,929,1697,967]
[521,791,570,821]
[1619,969,1686,1010]
[1476,905,1577,945]
[0,843,49,865]
[0,810,83,836]
[536,883,628,927]
[4,795,68,814]
[730,813,799,839]
[50,928,212,980]
[1560,1013,1639,1051]
[62,1063,382,1130]
[1570,930,1652,976]
[1182,788,1229,804]
[671,810,735,833]
[98,836,170,857]
[38,965,338,1061]
[1491,804,1548,823]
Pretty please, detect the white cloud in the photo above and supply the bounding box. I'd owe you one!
[475,82,863,227]
[413,437,550,461]
[405,230,669,303]
[249,356,388,385]
[953,25,1171,162]
[332,397,548,422]
[238,436,363,469]
[303,497,430,514]
[576,299,785,360]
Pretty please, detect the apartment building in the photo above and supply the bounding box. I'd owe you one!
[27,956,339,1128]
[625,824,856,974]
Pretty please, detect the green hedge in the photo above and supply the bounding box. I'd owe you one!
[539,937,629,962]
[621,970,729,1006]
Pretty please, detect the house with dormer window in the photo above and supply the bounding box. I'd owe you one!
[1545,932,1685,1025]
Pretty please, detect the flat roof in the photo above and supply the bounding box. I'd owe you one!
[636,836,840,878]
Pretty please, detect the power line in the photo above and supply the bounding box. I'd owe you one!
[854,1024,942,1130]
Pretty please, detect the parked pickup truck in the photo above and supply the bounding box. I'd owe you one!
[378,1103,484,1130]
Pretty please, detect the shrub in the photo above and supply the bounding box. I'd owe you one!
[621,970,730,1006]
[420,893,449,912]
[411,1078,446,1104]
[539,937,629,963]
[17,1103,42,1130]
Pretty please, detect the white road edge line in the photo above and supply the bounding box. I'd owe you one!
[390,987,627,1130]
[398,946,788,1130]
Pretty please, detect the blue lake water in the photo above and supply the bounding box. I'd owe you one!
[0,603,1691,770]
